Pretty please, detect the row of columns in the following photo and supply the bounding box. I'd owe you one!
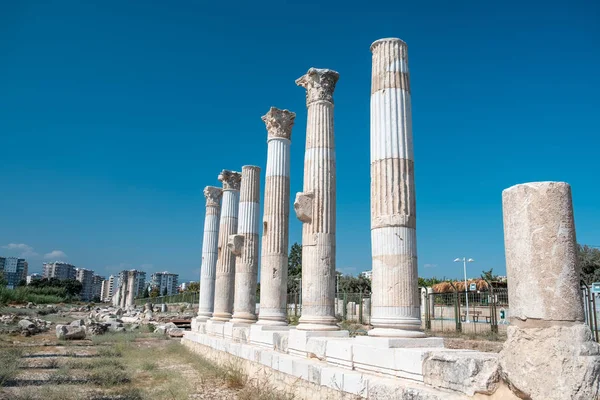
[196,38,423,337]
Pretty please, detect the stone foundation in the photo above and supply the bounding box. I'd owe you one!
[183,325,519,399]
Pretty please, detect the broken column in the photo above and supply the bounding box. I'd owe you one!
[210,170,242,322]
[500,182,600,400]
[126,271,136,308]
[294,68,340,331]
[119,276,127,309]
[369,38,424,337]
[229,166,261,323]
[256,107,295,326]
[197,186,223,322]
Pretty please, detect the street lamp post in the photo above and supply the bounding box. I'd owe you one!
[454,257,475,323]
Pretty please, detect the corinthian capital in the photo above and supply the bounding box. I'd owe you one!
[218,170,242,190]
[261,107,296,140]
[204,186,223,207]
[296,68,339,105]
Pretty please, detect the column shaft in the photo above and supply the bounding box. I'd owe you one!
[294,68,339,331]
[257,107,295,326]
[197,186,223,321]
[231,166,261,323]
[126,271,136,308]
[369,38,423,337]
[502,181,583,324]
[211,170,241,321]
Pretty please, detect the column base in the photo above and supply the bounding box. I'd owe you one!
[210,312,232,322]
[230,312,257,324]
[256,311,288,326]
[296,315,339,331]
[196,313,212,323]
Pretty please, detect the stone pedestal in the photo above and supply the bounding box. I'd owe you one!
[257,107,295,326]
[197,186,223,322]
[294,68,339,331]
[223,321,251,342]
[230,166,261,323]
[287,329,348,357]
[369,38,423,338]
[249,324,292,348]
[500,181,600,400]
[211,170,242,322]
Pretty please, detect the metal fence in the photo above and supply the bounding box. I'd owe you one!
[424,288,509,335]
[134,291,199,306]
[581,281,599,342]
[287,292,372,324]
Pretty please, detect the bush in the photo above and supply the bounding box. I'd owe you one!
[0,286,71,305]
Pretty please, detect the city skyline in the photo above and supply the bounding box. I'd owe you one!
[1,1,598,284]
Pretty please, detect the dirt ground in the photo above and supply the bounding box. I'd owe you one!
[0,311,277,400]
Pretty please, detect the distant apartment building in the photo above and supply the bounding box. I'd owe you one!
[151,271,179,296]
[360,270,373,280]
[100,275,116,301]
[0,257,28,289]
[91,274,104,301]
[27,273,43,284]
[75,268,95,301]
[117,270,146,298]
[43,261,76,280]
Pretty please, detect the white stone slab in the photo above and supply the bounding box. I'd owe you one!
[248,324,291,348]
[325,339,355,369]
[223,322,250,342]
[205,320,225,338]
[354,335,444,348]
[288,329,349,357]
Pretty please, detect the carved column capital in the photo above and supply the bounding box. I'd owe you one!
[296,68,339,105]
[262,107,296,140]
[204,186,223,207]
[218,170,242,190]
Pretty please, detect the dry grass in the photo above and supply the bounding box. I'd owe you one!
[0,347,23,386]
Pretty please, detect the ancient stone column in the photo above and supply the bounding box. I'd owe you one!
[197,186,223,322]
[369,38,424,337]
[126,271,136,308]
[210,170,241,322]
[500,181,600,399]
[294,68,339,331]
[256,107,295,326]
[229,166,261,323]
[119,276,127,309]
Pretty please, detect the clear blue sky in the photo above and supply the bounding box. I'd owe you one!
[1,1,598,283]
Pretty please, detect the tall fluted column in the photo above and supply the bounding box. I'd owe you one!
[294,68,339,331]
[369,38,424,337]
[211,170,242,322]
[229,166,261,323]
[126,271,136,308]
[197,186,223,322]
[119,277,127,309]
[257,107,295,326]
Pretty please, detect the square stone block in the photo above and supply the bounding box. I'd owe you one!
[343,371,368,397]
[325,339,355,369]
[320,367,345,390]
[288,329,349,357]
[223,322,251,342]
[277,354,295,376]
[249,324,291,348]
[292,358,311,379]
[205,320,225,338]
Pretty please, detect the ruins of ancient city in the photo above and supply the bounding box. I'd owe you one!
[179,38,600,399]
[1,37,598,400]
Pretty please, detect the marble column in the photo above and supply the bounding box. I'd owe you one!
[211,170,242,322]
[119,277,127,309]
[500,182,599,400]
[257,107,295,326]
[294,68,339,331]
[230,166,261,323]
[197,186,223,322]
[126,271,136,308]
[369,38,424,337]
[502,182,583,325]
